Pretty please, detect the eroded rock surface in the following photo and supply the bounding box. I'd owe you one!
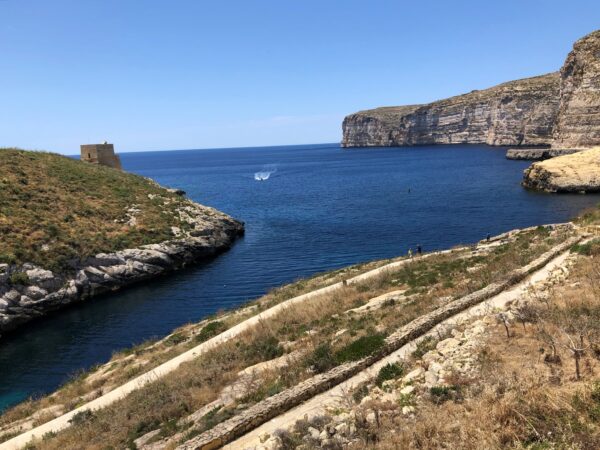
[522,147,600,192]
[0,200,244,335]
[342,29,600,151]
[552,30,600,149]
[342,73,560,147]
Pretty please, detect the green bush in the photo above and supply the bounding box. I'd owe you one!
[242,335,284,362]
[412,336,437,359]
[9,272,29,286]
[68,409,95,425]
[164,332,186,346]
[429,385,459,404]
[305,343,336,373]
[352,384,369,403]
[376,362,405,387]
[334,333,386,363]
[571,239,600,256]
[194,321,226,343]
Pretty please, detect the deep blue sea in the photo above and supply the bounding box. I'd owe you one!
[1,143,599,411]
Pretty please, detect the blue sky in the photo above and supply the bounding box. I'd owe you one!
[0,1,598,153]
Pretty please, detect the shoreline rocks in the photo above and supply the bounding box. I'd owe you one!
[522,147,600,192]
[0,201,244,336]
[505,147,581,160]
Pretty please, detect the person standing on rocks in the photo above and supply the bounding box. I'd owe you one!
[417,245,422,256]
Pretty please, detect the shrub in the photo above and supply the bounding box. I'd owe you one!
[164,332,186,346]
[68,409,95,425]
[376,362,404,387]
[429,385,459,404]
[412,336,437,359]
[305,343,336,373]
[194,321,226,343]
[571,239,600,256]
[242,335,284,362]
[334,333,386,363]
[9,272,29,286]
[352,384,370,403]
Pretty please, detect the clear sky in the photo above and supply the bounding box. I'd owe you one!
[0,0,599,153]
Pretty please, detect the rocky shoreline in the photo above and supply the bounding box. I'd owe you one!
[0,200,244,336]
[522,147,600,192]
[505,147,580,160]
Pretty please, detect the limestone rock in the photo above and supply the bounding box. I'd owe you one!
[523,147,600,192]
[552,30,600,149]
[341,73,560,147]
[341,29,600,151]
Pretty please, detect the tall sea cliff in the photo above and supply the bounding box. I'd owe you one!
[342,30,600,150]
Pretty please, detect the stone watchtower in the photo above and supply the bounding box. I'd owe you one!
[80,142,122,170]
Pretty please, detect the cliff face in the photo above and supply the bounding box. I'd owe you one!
[342,73,560,147]
[552,30,600,149]
[342,29,600,150]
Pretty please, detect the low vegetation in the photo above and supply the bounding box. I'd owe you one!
[0,225,572,449]
[0,148,191,272]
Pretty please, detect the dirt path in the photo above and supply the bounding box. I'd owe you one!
[225,249,572,449]
[1,244,471,449]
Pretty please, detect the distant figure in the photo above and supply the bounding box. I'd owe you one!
[417,245,422,256]
[408,188,411,193]
[408,248,413,259]
[486,234,491,242]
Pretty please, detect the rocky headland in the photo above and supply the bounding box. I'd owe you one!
[522,147,600,192]
[342,29,600,153]
[342,73,560,148]
[0,149,244,335]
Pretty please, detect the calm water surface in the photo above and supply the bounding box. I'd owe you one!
[1,143,599,410]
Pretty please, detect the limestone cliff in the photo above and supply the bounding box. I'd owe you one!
[342,29,600,150]
[522,147,600,192]
[552,30,600,149]
[342,73,560,147]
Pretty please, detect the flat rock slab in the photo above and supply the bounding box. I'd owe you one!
[506,148,581,160]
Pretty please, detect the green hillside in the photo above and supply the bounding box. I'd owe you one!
[0,149,190,272]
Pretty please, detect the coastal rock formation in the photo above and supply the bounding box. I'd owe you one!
[342,29,600,150]
[0,201,243,335]
[552,30,600,149]
[522,147,600,192]
[341,73,560,147]
[505,148,581,160]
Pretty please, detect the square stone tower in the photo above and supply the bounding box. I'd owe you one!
[80,142,122,170]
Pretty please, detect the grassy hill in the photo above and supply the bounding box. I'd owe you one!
[0,149,194,272]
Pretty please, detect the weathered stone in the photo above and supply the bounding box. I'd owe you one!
[403,367,425,383]
[341,30,600,152]
[552,30,600,149]
[523,147,600,192]
[342,73,560,147]
[506,148,581,160]
[0,198,244,336]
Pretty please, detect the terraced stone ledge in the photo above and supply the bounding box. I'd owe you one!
[175,236,581,450]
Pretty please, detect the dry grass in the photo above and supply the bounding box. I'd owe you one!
[344,251,600,450]
[0,226,572,448]
[0,148,192,272]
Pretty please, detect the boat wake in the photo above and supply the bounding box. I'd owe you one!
[254,165,277,181]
